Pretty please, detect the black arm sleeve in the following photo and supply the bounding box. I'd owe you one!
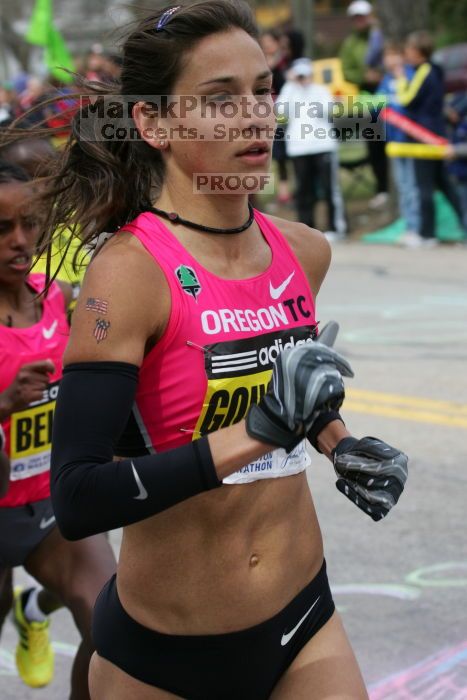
[51,362,221,540]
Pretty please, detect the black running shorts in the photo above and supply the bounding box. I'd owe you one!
[93,559,335,699]
[0,498,56,567]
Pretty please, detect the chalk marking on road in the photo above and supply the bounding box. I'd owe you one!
[369,640,467,700]
[332,584,420,601]
[0,649,15,676]
[332,562,467,610]
[406,563,467,588]
[52,640,78,656]
[423,295,467,307]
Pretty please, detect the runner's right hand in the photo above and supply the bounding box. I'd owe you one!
[246,343,354,452]
[332,436,408,521]
[0,360,55,417]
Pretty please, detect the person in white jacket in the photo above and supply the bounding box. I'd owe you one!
[277,59,346,240]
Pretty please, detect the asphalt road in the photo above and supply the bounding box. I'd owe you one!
[1,241,467,699]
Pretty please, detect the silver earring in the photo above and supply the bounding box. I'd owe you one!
[159,140,166,147]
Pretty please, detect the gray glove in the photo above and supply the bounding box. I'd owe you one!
[246,342,354,452]
[333,436,408,521]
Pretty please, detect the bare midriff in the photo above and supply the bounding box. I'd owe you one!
[117,471,323,635]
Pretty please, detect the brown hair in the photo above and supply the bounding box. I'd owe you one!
[260,28,282,43]
[406,30,434,61]
[5,1,259,282]
[383,39,403,54]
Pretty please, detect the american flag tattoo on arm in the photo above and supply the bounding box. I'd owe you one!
[93,318,111,343]
[86,297,108,315]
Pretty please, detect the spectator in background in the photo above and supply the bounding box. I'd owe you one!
[43,80,79,148]
[0,84,18,126]
[85,44,107,82]
[445,93,467,234]
[16,78,49,127]
[277,58,347,241]
[395,31,464,246]
[279,28,305,68]
[85,45,122,85]
[10,74,29,111]
[260,30,287,94]
[340,0,389,209]
[0,137,56,179]
[260,30,291,204]
[103,53,123,82]
[378,42,419,241]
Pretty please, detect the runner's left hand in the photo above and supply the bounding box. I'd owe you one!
[246,342,354,453]
[332,436,408,521]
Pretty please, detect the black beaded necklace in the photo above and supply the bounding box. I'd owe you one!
[149,203,254,234]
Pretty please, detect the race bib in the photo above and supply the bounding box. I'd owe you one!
[223,439,310,485]
[8,381,59,481]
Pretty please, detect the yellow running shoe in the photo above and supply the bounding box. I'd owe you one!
[12,587,54,688]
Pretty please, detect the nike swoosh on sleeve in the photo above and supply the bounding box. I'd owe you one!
[39,515,56,529]
[269,271,295,300]
[131,462,148,500]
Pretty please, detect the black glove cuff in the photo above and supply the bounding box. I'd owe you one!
[307,410,344,453]
[246,404,301,453]
[331,436,359,460]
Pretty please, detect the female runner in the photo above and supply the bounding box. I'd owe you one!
[32,2,406,698]
[0,161,116,697]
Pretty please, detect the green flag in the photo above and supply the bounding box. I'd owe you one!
[46,27,75,82]
[26,0,75,83]
[26,0,52,46]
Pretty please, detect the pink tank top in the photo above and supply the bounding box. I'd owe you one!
[0,275,69,507]
[120,209,318,484]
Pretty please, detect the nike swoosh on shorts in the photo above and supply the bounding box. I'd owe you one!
[131,462,148,500]
[269,271,295,300]
[39,515,56,530]
[280,595,320,646]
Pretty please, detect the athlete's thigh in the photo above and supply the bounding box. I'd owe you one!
[89,653,183,700]
[270,612,368,700]
[24,525,116,602]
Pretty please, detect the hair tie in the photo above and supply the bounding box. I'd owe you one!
[156,6,181,32]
